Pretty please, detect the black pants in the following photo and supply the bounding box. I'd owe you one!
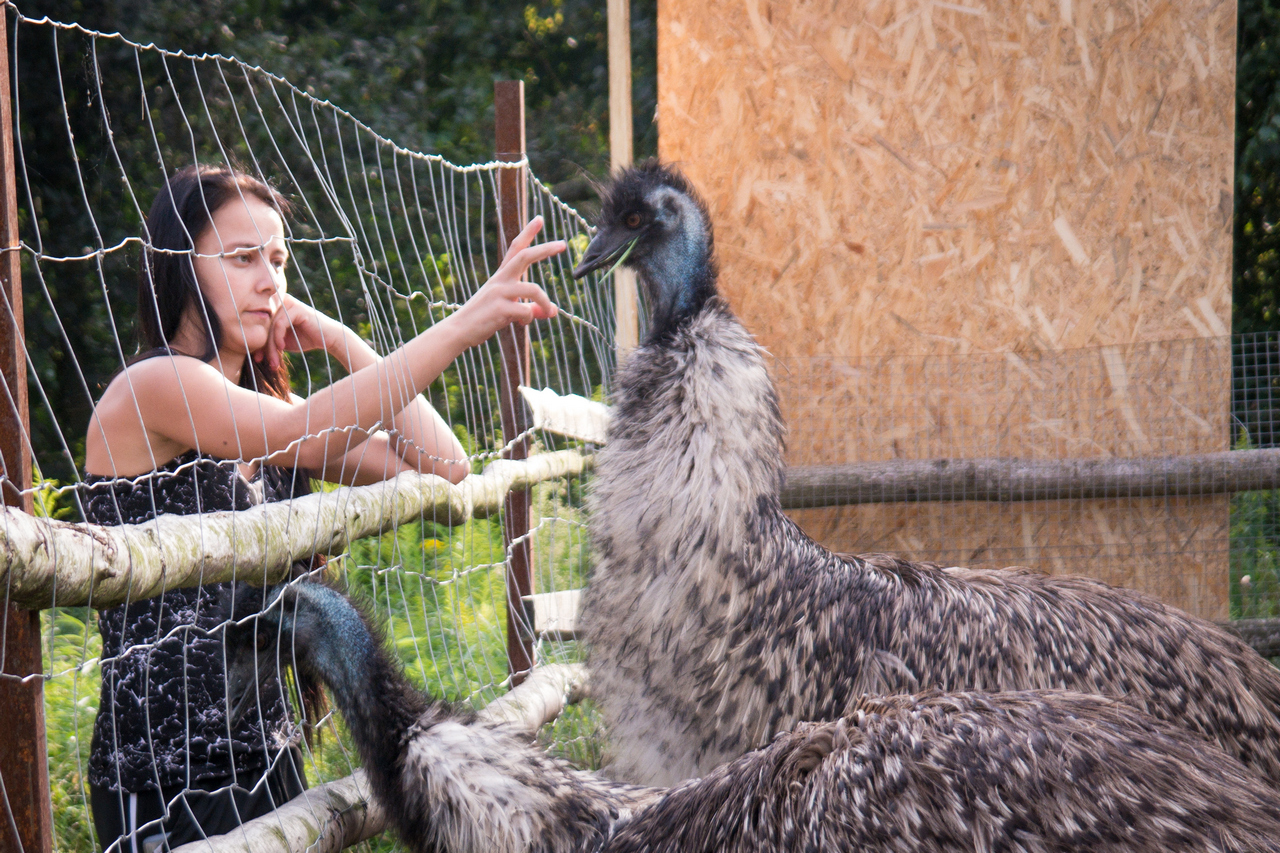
[90,748,307,853]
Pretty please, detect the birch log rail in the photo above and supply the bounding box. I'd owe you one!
[780,448,1280,508]
[0,450,591,610]
[166,663,589,853]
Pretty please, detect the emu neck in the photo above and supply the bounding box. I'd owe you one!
[595,306,787,593]
[633,201,717,341]
[289,590,428,763]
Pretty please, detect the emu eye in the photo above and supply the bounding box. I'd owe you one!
[625,212,643,229]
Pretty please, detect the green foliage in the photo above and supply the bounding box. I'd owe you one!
[31,467,78,521]
[1237,0,1280,334]
[1231,488,1280,619]
[1229,433,1280,619]
[42,608,103,853]
[341,513,513,701]
[539,699,606,769]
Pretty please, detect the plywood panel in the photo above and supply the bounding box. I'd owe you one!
[657,0,1235,619]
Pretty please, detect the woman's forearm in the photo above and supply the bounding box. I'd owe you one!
[276,316,471,469]
[321,324,470,482]
[393,397,470,482]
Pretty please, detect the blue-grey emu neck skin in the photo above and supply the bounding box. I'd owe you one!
[577,159,1280,791]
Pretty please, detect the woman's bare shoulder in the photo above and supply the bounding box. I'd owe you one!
[85,355,227,475]
[100,354,224,402]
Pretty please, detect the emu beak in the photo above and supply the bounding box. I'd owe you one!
[573,230,637,279]
[225,646,277,724]
[226,675,258,724]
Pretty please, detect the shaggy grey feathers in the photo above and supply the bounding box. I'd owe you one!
[608,690,1280,853]
[581,161,1280,788]
[225,584,1280,853]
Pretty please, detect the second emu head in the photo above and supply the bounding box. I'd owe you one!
[219,581,372,731]
[573,160,720,340]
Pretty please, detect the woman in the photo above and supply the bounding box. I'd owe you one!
[81,164,564,852]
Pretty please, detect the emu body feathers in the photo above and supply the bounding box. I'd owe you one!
[579,161,1280,788]
[224,583,1280,853]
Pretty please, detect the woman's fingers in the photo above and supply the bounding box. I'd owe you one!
[499,218,568,276]
[507,280,556,318]
[274,305,296,366]
[498,216,545,269]
[260,323,279,368]
[512,240,568,274]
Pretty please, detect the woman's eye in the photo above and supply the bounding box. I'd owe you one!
[625,213,642,229]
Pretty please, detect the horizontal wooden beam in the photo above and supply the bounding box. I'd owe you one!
[780,448,1280,508]
[0,450,592,610]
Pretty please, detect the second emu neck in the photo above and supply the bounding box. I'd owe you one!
[295,589,431,773]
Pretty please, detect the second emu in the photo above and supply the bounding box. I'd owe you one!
[224,582,1280,853]
[572,160,1280,787]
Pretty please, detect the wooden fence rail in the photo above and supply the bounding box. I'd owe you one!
[780,448,1280,508]
[0,450,591,610]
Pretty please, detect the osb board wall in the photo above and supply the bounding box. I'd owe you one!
[773,339,1230,618]
[775,338,1229,465]
[656,0,1235,619]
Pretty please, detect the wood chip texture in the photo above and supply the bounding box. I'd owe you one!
[657,0,1235,618]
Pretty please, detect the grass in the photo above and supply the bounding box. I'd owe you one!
[1230,487,1280,620]
[38,472,603,852]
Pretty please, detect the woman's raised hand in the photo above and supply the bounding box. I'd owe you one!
[258,217,563,370]
[260,292,348,370]
[449,216,564,349]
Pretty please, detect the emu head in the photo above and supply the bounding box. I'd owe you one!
[220,582,370,723]
[574,160,719,339]
[220,583,294,723]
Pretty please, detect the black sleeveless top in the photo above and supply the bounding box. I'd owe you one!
[81,450,311,792]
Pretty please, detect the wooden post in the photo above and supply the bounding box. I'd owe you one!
[609,0,639,356]
[0,8,52,853]
[494,80,535,685]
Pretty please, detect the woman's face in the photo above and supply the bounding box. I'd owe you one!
[190,195,288,360]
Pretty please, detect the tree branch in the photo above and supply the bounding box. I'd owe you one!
[167,769,386,853]
[0,450,592,609]
[475,663,589,734]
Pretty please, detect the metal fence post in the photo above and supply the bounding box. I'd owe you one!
[0,7,53,853]
[494,80,535,685]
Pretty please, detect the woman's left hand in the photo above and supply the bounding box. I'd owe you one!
[259,293,347,369]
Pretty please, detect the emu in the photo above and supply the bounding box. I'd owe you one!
[223,582,1280,853]
[571,160,1280,787]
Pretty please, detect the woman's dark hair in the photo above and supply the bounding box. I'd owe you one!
[137,164,293,401]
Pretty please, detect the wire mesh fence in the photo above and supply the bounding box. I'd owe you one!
[0,8,612,852]
[774,332,1280,625]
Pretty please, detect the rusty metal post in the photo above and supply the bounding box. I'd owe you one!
[0,8,53,853]
[494,80,534,685]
